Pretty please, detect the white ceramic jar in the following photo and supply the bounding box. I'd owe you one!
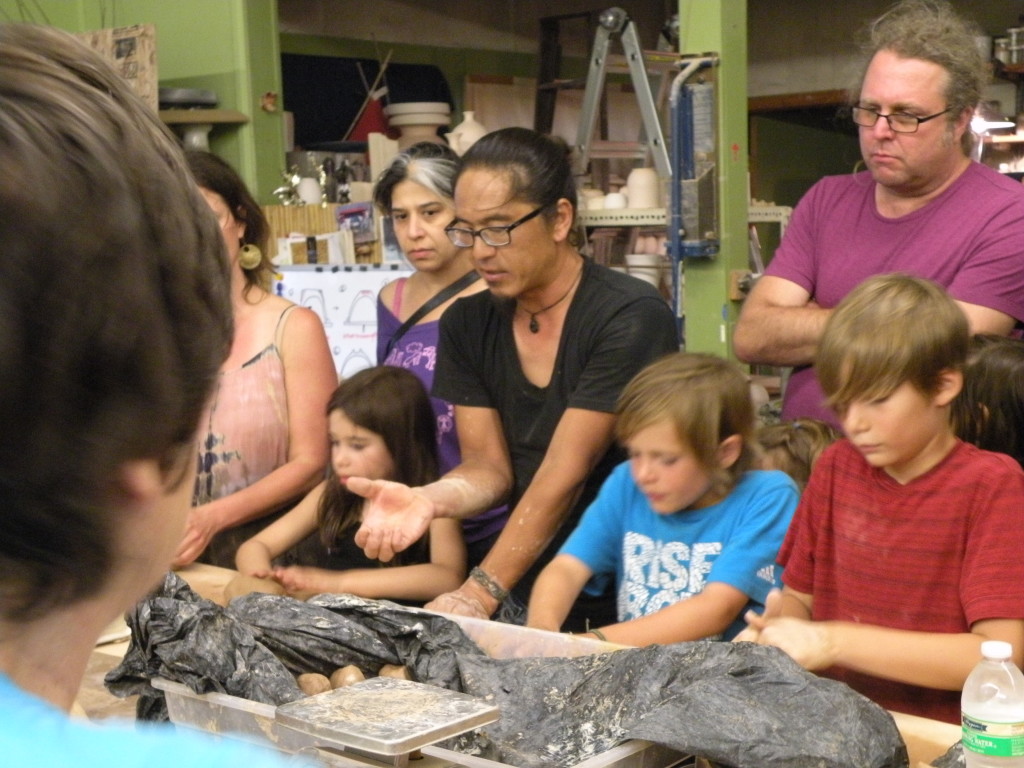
[625,167,660,209]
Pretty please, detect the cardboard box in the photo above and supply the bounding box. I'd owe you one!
[75,25,157,112]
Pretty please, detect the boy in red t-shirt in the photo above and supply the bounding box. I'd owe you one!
[737,274,1024,724]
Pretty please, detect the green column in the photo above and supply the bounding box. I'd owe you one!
[676,0,747,357]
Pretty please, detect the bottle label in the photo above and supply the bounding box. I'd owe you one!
[963,713,1024,757]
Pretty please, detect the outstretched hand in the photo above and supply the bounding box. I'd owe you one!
[348,477,435,562]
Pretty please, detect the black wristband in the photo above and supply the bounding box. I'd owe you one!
[469,566,509,602]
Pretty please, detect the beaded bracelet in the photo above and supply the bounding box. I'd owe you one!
[469,566,509,602]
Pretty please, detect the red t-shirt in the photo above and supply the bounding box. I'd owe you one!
[780,439,1024,724]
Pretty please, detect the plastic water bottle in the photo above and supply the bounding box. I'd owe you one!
[962,641,1024,767]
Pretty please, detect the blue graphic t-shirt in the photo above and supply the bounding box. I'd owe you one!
[560,463,798,639]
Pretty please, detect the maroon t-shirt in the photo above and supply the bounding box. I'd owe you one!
[767,164,1024,425]
[781,439,1024,723]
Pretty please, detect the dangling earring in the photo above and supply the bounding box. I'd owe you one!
[238,243,262,270]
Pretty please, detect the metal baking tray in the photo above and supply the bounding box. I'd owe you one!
[275,677,499,756]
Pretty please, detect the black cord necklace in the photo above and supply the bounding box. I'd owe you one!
[518,262,584,333]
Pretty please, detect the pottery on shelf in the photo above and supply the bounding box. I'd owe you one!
[625,252,663,288]
[447,111,488,156]
[392,120,448,148]
[603,191,628,210]
[296,177,323,205]
[384,101,451,149]
[625,167,661,209]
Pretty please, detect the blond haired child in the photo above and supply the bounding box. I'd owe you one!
[527,352,798,645]
[755,418,840,491]
[739,274,1024,725]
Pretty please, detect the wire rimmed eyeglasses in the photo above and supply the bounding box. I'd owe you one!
[851,105,952,134]
[445,204,546,248]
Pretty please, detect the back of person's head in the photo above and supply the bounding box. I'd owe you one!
[456,127,578,221]
[319,366,439,549]
[952,334,1024,468]
[185,149,273,294]
[372,141,459,214]
[615,352,756,494]
[852,0,985,155]
[0,24,232,621]
[755,419,841,490]
[818,274,968,413]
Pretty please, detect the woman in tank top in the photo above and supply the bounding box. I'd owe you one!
[177,151,337,568]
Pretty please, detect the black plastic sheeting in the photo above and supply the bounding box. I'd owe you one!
[107,573,910,768]
[932,742,965,767]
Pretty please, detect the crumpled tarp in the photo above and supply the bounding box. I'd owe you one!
[106,572,480,718]
[106,573,909,768]
[931,742,964,767]
[451,644,908,768]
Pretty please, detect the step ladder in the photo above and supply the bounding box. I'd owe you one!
[572,7,674,178]
[534,11,597,136]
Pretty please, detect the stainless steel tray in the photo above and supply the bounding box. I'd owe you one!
[275,677,499,756]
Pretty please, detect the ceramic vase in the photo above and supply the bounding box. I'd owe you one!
[447,111,488,155]
[625,167,661,209]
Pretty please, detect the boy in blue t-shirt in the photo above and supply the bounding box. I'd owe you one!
[527,353,798,644]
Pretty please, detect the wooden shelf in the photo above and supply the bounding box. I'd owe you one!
[986,134,1024,144]
[159,108,249,125]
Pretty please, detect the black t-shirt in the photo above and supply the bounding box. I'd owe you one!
[434,259,679,597]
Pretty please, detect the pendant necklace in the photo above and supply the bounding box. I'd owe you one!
[518,262,584,334]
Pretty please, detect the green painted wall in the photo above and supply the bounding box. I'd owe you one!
[749,113,860,264]
[0,0,285,202]
[677,0,747,358]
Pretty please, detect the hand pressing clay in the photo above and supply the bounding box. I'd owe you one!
[378,664,411,680]
[330,665,365,689]
[223,574,285,601]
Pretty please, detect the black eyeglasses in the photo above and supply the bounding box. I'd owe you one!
[851,105,952,134]
[445,205,546,248]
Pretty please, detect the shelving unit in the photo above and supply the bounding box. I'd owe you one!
[995,62,1024,114]
[985,134,1024,144]
[579,209,668,227]
[747,204,793,238]
[159,109,249,151]
[158,108,250,125]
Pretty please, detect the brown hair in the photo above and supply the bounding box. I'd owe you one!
[817,274,968,413]
[615,353,756,496]
[849,0,986,155]
[186,149,274,296]
[318,367,439,564]
[952,335,1024,468]
[756,419,841,490]
[0,25,232,620]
